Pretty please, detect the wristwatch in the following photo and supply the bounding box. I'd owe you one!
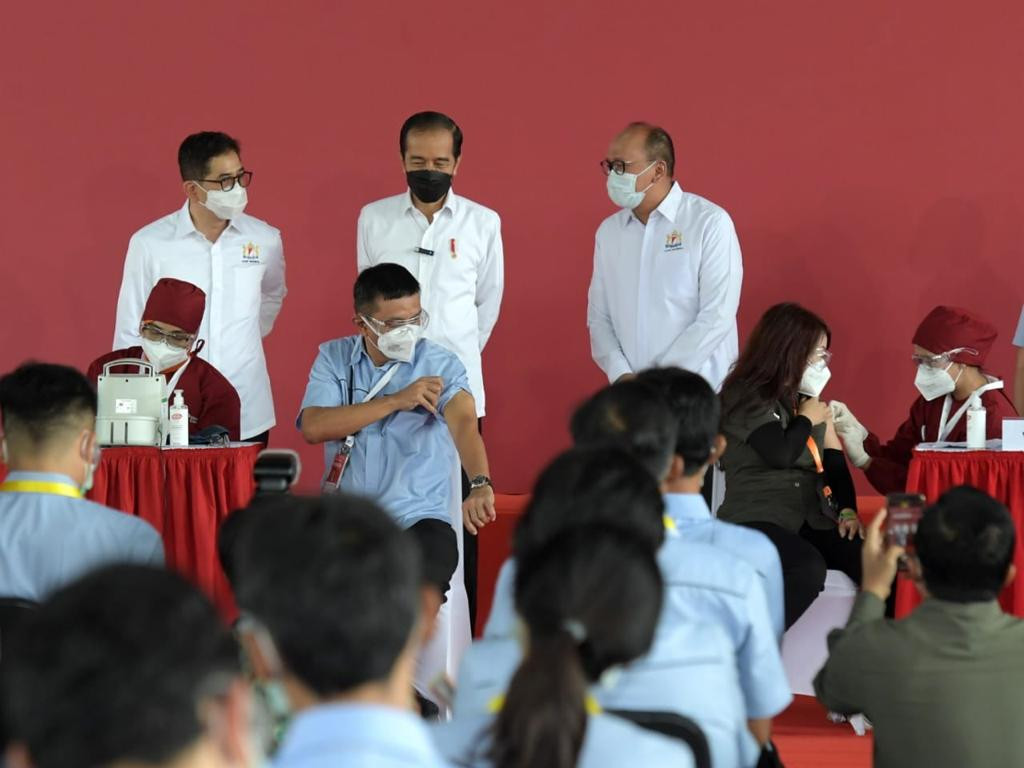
[469,474,493,491]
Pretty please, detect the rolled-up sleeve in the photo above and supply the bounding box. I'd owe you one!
[297,344,347,428]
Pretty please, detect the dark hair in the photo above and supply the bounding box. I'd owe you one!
[178,131,241,181]
[569,381,677,481]
[514,445,666,557]
[1,566,238,768]
[720,302,831,418]
[0,362,96,447]
[400,111,463,159]
[353,263,421,315]
[487,527,662,768]
[230,494,421,696]
[637,367,719,476]
[916,486,1015,601]
[625,122,675,176]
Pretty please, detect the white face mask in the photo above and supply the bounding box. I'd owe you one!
[915,363,959,401]
[198,183,248,220]
[798,364,832,398]
[373,324,422,363]
[606,161,656,210]
[140,337,190,373]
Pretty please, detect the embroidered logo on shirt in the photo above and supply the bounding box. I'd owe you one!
[664,230,684,251]
[242,242,261,264]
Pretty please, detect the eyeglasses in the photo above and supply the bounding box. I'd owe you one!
[195,170,253,192]
[140,324,195,349]
[600,159,648,176]
[911,347,978,370]
[361,310,430,334]
[808,347,833,369]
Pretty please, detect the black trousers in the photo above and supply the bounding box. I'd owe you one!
[461,418,483,630]
[741,521,863,630]
[408,519,459,601]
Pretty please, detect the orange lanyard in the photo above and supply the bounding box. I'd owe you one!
[805,437,834,502]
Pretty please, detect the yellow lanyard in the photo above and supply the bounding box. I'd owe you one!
[487,693,602,716]
[0,480,83,499]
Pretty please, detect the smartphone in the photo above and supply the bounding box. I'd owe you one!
[885,492,926,554]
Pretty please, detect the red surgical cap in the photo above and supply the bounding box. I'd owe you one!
[141,278,206,334]
[912,305,997,366]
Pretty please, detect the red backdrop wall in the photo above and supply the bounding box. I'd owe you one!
[1,1,1020,493]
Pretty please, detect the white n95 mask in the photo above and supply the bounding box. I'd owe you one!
[376,324,422,363]
[798,364,832,398]
[606,162,655,210]
[140,337,189,373]
[199,184,248,220]
[915,364,958,401]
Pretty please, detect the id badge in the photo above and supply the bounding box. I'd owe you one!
[322,436,355,493]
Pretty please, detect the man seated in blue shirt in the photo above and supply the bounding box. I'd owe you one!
[227,493,452,768]
[298,263,495,608]
[569,381,791,756]
[638,367,785,640]
[2,565,255,768]
[0,362,163,600]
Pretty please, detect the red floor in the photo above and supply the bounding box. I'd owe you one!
[773,696,872,768]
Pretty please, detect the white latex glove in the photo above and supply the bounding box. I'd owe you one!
[830,401,871,468]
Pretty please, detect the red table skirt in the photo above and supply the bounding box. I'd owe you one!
[895,451,1024,617]
[16,444,260,618]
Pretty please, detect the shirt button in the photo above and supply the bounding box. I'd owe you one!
[794,482,800,488]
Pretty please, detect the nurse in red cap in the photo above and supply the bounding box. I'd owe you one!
[88,278,241,442]
[832,306,1018,494]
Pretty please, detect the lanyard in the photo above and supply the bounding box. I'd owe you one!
[936,379,1004,441]
[362,363,400,404]
[487,692,602,716]
[0,480,83,499]
[164,357,192,399]
[805,436,834,504]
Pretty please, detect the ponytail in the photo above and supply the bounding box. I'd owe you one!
[486,630,588,768]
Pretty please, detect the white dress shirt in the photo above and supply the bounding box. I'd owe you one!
[357,189,504,417]
[588,182,743,389]
[113,202,286,438]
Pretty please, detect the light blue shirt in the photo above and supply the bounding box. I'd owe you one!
[665,492,785,640]
[274,704,452,768]
[484,541,791,723]
[298,336,471,528]
[0,471,164,601]
[433,711,695,768]
[1014,306,1024,347]
[459,628,757,768]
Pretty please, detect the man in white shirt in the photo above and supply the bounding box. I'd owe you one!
[588,122,743,391]
[357,111,504,628]
[113,131,286,442]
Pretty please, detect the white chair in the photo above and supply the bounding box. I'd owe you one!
[780,569,858,696]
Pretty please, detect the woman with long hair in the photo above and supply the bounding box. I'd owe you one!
[434,526,695,768]
[718,302,862,628]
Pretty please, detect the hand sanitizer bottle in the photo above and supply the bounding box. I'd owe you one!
[168,389,189,447]
[966,394,987,450]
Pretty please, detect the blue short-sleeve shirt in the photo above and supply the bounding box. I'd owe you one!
[298,336,471,528]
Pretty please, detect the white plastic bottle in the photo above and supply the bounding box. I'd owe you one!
[168,389,189,447]
[966,394,987,450]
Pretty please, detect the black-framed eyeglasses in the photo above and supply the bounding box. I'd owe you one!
[196,170,253,192]
[600,159,643,176]
[140,323,194,349]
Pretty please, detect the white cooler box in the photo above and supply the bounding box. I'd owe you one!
[95,358,165,446]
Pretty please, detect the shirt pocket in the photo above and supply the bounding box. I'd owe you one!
[233,262,265,316]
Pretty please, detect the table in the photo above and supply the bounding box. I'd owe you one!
[894,450,1024,618]
[1,444,261,618]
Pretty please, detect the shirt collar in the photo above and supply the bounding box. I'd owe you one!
[173,200,243,239]
[404,187,459,217]
[275,703,440,763]
[663,492,712,522]
[2,470,79,486]
[624,181,683,226]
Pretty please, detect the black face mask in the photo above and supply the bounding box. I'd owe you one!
[406,170,452,204]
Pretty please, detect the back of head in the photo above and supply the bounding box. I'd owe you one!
[637,367,719,474]
[488,527,663,768]
[2,565,238,768]
[353,263,421,316]
[569,381,677,481]
[720,302,831,415]
[230,494,421,697]
[399,111,463,158]
[0,362,96,458]
[514,445,665,556]
[916,486,1015,601]
[178,131,241,181]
